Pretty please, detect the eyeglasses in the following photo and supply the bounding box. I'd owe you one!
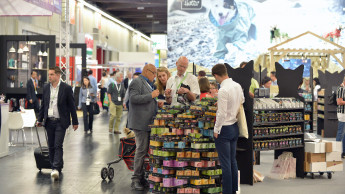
[147,69,156,75]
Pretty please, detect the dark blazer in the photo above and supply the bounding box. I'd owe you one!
[38,82,79,129]
[123,78,129,90]
[26,79,37,103]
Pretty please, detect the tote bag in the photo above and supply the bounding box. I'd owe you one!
[237,104,248,138]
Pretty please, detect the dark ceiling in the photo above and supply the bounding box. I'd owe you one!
[86,0,167,36]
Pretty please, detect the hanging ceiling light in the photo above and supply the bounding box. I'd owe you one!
[9,43,16,53]
[38,51,43,56]
[42,43,48,56]
[23,45,29,52]
[17,48,23,53]
[42,51,48,56]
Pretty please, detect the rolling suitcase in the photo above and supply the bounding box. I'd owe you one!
[34,126,51,171]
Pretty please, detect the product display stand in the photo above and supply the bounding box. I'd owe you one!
[317,70,345,137]
[149,99,222,193]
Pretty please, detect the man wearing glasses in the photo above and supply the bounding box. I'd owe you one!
[165,56,200,105]
[128,64,160,191]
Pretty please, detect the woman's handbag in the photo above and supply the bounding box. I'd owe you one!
[93,103,100,115]
[237,104,248,138]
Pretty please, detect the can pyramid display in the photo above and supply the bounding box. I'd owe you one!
[149,98,223,193]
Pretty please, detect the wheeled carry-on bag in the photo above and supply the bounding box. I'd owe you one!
[34,126,51,171]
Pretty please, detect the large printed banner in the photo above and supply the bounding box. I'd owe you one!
[24,0,62,14]
[167,0,345,68]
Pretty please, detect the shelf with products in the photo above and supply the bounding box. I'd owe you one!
[253,120,304,126]
[253,133,304,139]
[254,145,304,152]
[0,35,56,97]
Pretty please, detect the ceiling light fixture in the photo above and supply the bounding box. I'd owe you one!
[23,45,29,52]
[9,43,16,53]
[38,51,43,56]
[146,14,153,18]
[153,21,160,24]
[137,7,144,10]
[17,48,23,54]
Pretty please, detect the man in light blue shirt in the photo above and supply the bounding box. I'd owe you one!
[88,70,98,94]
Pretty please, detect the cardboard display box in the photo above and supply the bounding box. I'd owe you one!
[306,152,326,163]
[326,161,343,172]
[305,142,325,153]
[322,140,342,153]
[326,152,342,162]
[304,162,327,172]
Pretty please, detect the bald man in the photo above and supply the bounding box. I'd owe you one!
[165,56,200,106]
[128,64,160,190]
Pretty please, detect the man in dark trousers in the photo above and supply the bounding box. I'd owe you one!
[26,70,39,113]
[37,67,78,181]
[123,71,133,90]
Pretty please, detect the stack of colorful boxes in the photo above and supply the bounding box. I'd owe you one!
[149,98,223,193]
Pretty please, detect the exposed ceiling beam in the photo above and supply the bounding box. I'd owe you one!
[126,19,167,24]
[107,7,166,13]
[113,12,166,18]
[103,3,166,10]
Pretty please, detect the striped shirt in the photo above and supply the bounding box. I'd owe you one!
[337,87,345,114]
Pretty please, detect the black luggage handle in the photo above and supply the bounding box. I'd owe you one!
[35,126,48,154]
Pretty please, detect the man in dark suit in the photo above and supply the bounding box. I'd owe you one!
[26,70,39,113]
[123,71,133,90]
[37,67,78,181]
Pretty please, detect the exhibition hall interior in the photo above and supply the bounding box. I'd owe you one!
[0,0,345,193]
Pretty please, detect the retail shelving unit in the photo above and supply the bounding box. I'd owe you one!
[253,105,305,178]
[0,35,56,99]
[316,70,345,137]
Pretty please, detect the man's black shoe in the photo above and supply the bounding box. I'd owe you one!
[131,181,144,191]
[141,179,149,188]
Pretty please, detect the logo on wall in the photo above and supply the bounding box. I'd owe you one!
[181,0,202,10]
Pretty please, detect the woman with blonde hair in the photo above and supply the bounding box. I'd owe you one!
[156,67,171,100]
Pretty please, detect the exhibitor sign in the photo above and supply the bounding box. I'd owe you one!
[181,0,202,10]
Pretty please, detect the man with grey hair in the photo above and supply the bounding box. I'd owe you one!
[108,72,125,134]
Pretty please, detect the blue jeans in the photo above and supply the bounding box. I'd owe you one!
[336,121,345,154]
[215,124,239,194]
[45,119,67,171]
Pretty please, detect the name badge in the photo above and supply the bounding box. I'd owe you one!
[48,108,54,116]
[86,99,91,106]
[35,91,38,95]
[118,97,122,101]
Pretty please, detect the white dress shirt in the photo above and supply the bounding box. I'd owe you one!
[166,72,200,106]
[49,80,61,118]
[214,78,244,134]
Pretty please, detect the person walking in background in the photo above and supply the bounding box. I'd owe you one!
[100,72,109,112]
[270,71,278,85]
[261,76,272,88]
[108,72,125,134]
[88,70,98,95]
[165,56,200,106]
[78,76,95,133]
[37,67,78,180]
[313,78,321,101]
[129,64,160,191]
[198,77,212,100]
[26,70,39,113]
[198,70,206,80]
[123,71,133,90]
[209,81,219,97]
[156,67,171,101]
[211,64,244,194]
[106,72,116,89]
[336,77,345,159]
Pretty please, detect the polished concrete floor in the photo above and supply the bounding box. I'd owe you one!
[0,111,345,194]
